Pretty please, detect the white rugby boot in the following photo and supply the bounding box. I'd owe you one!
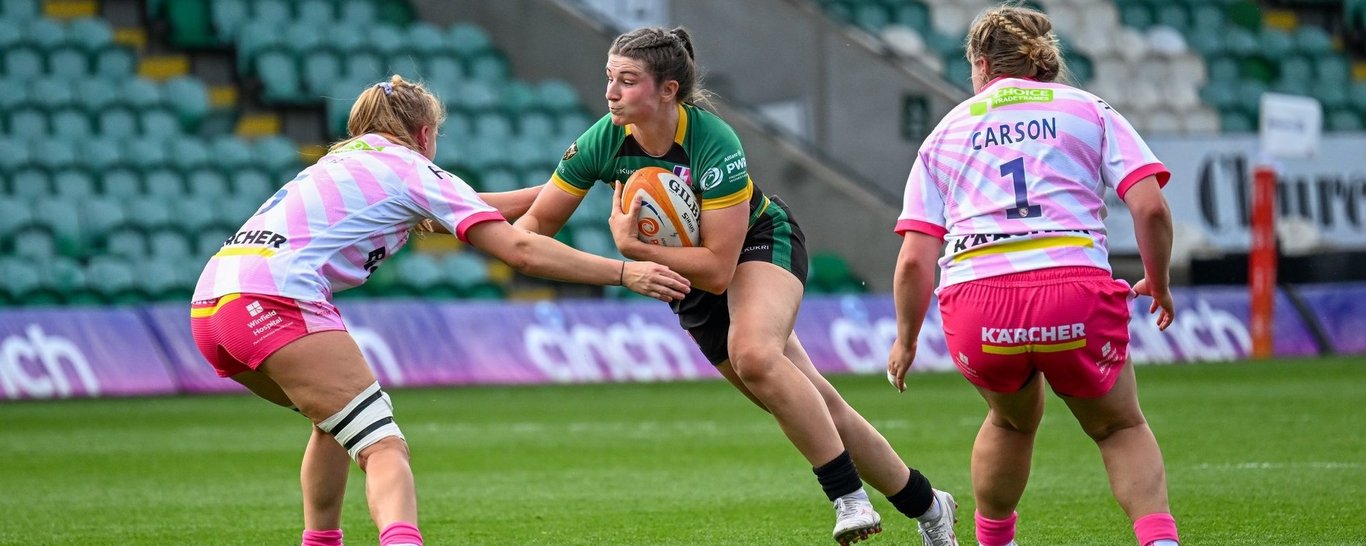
[917,489,959,546]
[832,489,882,545]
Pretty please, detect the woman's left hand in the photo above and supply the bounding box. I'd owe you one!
[886,337,917,393]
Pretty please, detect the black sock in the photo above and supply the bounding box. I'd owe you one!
[887,467,934,519]
[812,450,863,501]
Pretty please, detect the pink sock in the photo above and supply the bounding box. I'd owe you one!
[1133,512,1179,546]
[379,522,423,546]
[301,529,342,546]
[975,510,1018,546]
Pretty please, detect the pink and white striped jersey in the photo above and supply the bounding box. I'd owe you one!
[193,134,504,302]
[896,77,1169,288]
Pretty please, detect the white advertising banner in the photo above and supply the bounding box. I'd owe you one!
[1103,134,1366,253]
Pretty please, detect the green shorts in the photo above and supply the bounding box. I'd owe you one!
[672,196,808,365]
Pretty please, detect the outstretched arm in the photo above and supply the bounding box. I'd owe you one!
[464,219,690,302]
[479,185,544,223]
[513,183,583,236]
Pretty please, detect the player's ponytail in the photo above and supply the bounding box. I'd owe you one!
[330,74,446,154]
[966,3,1071,85]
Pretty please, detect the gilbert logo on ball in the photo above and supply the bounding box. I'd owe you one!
[620,167,701,247]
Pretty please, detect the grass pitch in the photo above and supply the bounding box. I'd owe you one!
[1,356,1363,545]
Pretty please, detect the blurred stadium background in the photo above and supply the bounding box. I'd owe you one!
[1,0,1364,542]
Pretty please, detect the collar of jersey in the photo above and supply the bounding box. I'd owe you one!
[623,103,689,147]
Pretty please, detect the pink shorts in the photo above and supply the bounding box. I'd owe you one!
[190,293,347,378]
[938,267,1131,398]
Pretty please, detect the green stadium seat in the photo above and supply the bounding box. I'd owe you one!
[395,253,455,297]
[99,169,142,198]
[3,46,44,79]
[256,50,304,103]
[194,227,228,259]
[440,252,490,289]
[232,168,274,200]
[1153,4,1190,32]
[1,0,38,20]
[210,0,248,39]
[384,53,422,81]
[80,196,128,236]
[51,168,96,198]
[124,137,169,169]
[0,258,52,305]
[851,3,890,32]
[166,0,217,47]
[69,17,115,52]
[0,197,34,235]
[92,48,136,80]
[1312,54,1350,85]
[1226,1,1262,31]
[424,55,464,87]
[235,22,283,76]
[302,49,342,96]
[406,22,446,56]
[1326,109,1363,132]
[147,230,193,262]
[535,79,582,114]
[8,108,48,139]
[85,256,143,304]
[0,18,18,50]
[338,0,377,26]
[1220,109,1256,132]
[140,108,183,137]
[891,2,930,32]
[220,195,263,225]
[144,168,186,198]
[45,256,98,305]
[102,225,147,259]
[9,167,49,198]
[47,46,89,80]
[468,52,509,82]
[137,259,189,301]
[124,196,176,232]
[11,224,56,259]
[366,24,406,57]
[1258,29,1296,60]
[210,136,255,171]
[32,138,77,172]
[254,136,299,173]
[342,49,384,83]
[572,225,621,259]
[296,0,334,26]
[123,78,164,109]
[557,111,594,141]
[30,77,75,110]
[168,139,209,171]
[171,196,221,235]
[518,110,556,139]
[1294,26,1334,55]
[447,22,492,57]
[161,77,210,131]
[26,17,63,49]
[474,111,514,139]
[97,107,139,139]
[186,166,231,198]
[252,0,292,24]
[50,108,94,140]
[478,168,520,193]
[1312,81,1349,110]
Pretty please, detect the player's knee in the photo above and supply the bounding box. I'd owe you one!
[316,382,406,462]
[356,435,410,471]
[1081,415,1147,443]
[988,410,1041,435]
[727,341,782,382]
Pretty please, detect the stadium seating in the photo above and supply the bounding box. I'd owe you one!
[812,0,1366,134]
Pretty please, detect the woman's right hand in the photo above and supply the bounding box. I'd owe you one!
[1132,278,1174,331]
[622,261,690,302]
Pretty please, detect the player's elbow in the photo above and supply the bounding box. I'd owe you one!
[1129,195,1172,226]
[695,265,735,294]
[502,233,541,274]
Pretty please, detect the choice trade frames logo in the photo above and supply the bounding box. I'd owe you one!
[970,87,1054,116]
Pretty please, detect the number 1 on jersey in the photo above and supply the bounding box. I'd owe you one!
[1001,157,1041,219]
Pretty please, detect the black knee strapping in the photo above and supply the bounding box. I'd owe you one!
[813,450,863,501]
[887,467,934,518]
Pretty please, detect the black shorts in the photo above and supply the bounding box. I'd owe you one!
[672,196,808,365]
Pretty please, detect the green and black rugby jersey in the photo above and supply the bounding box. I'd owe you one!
[552,103,770,225]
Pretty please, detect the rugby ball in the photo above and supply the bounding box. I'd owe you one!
[620,167,700,247]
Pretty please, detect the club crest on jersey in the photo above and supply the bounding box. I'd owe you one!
[562,142,578,161]
[672,165,691,185]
